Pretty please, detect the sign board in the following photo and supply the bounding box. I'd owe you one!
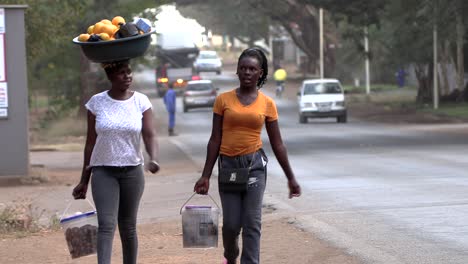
[0,108,6,118]
[0,8,4,33]
[0,34,5,81]
[0,9,6,118]
[0,82,7,107]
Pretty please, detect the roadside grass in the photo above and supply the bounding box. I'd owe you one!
[30,94,49,110]
[343,84,417,93]
[347,87,468,120]
[30,112,86,150]
[43,116,86,138]
[0,199,59,237]
[420,103,468,118]
[347,88,416,104]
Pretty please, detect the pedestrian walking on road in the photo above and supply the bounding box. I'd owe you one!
[164,86,177,136]
[72,59,160,264]
[194,48,301,264]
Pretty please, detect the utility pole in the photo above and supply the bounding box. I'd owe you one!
[456,6,465,94]
[364,26,370,94]
[433,1,439,109]
[319,8,324,79]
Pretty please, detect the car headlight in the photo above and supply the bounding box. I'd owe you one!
[335,101,345,107]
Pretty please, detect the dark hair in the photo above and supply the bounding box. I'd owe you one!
[101,59,130,76]
[238,48,268,88]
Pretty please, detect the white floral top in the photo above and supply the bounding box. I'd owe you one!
[85,90,152,167]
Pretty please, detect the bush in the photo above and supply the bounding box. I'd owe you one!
[0,200,45,235]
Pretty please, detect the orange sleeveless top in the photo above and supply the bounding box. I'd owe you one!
[213,89,278,156]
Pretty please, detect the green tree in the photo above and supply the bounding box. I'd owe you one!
[177,0,270,47]
[1,0,168,118]
[0,0,88,117]
[381,0,467,102]
[314,0,467,102]
[176,0,338,76]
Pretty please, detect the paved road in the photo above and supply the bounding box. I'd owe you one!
[135,68,468,264]
[24,69,467,263]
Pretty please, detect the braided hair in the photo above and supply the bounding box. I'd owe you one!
[238,48,268,88]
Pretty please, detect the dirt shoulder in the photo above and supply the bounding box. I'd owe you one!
[0,215,360,264]
[0,151,362,264]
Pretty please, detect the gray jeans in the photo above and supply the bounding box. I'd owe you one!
[91,165,145,264]
[218,149,268,264]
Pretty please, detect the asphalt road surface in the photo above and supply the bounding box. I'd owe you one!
[136,68,468,264]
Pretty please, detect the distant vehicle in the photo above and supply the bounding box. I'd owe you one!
[297,79,347,123]
[155,30,199,97]
[193,50,222,75]
[183,80,218,112]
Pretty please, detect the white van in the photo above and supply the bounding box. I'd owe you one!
[297,79,347,123]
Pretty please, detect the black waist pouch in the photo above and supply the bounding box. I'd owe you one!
[218,152,257,192]
[218,167,250,192]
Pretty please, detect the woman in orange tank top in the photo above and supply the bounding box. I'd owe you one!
[194,48,301,264]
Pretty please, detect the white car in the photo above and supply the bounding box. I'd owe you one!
[298,79,347,123]
[193,50,222,75]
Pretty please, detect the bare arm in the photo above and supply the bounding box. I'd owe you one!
[72,110,97,199]
[194,113,223,194]
[80,110,97,184]
[265,120,301,198]
[142,108,160,173]
[201,113,223,178]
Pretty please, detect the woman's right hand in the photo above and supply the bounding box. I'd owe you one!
[194,176,210,195]
[72,182,88,199]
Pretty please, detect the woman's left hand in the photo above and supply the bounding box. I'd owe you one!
[147,160,160,174]
[288,178,301,199]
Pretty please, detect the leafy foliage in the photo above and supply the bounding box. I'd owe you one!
[177,0,270,45]
[1,0,167,118]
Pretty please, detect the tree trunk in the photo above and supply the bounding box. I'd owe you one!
[440,40,451,96]
[78,51,91,118]
[415,63,433,103]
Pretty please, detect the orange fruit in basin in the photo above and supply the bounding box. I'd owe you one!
[87,25,94,34]
[100,19,112,25]
[93,22,105,34]
[112,16,125,26]
[99,33,110,41]
[101,24,117,36]
[78,34,90,42]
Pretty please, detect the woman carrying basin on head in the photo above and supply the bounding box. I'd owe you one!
[194,48,301,264]
[72,59,160,264]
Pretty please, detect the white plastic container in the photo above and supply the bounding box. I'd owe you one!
[60,211,98,259]
[180,193,220,248]
[182,205,219,248]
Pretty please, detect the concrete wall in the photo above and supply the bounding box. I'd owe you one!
[0,6,29,176]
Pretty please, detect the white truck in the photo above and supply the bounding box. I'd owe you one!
[155,30,199,97]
